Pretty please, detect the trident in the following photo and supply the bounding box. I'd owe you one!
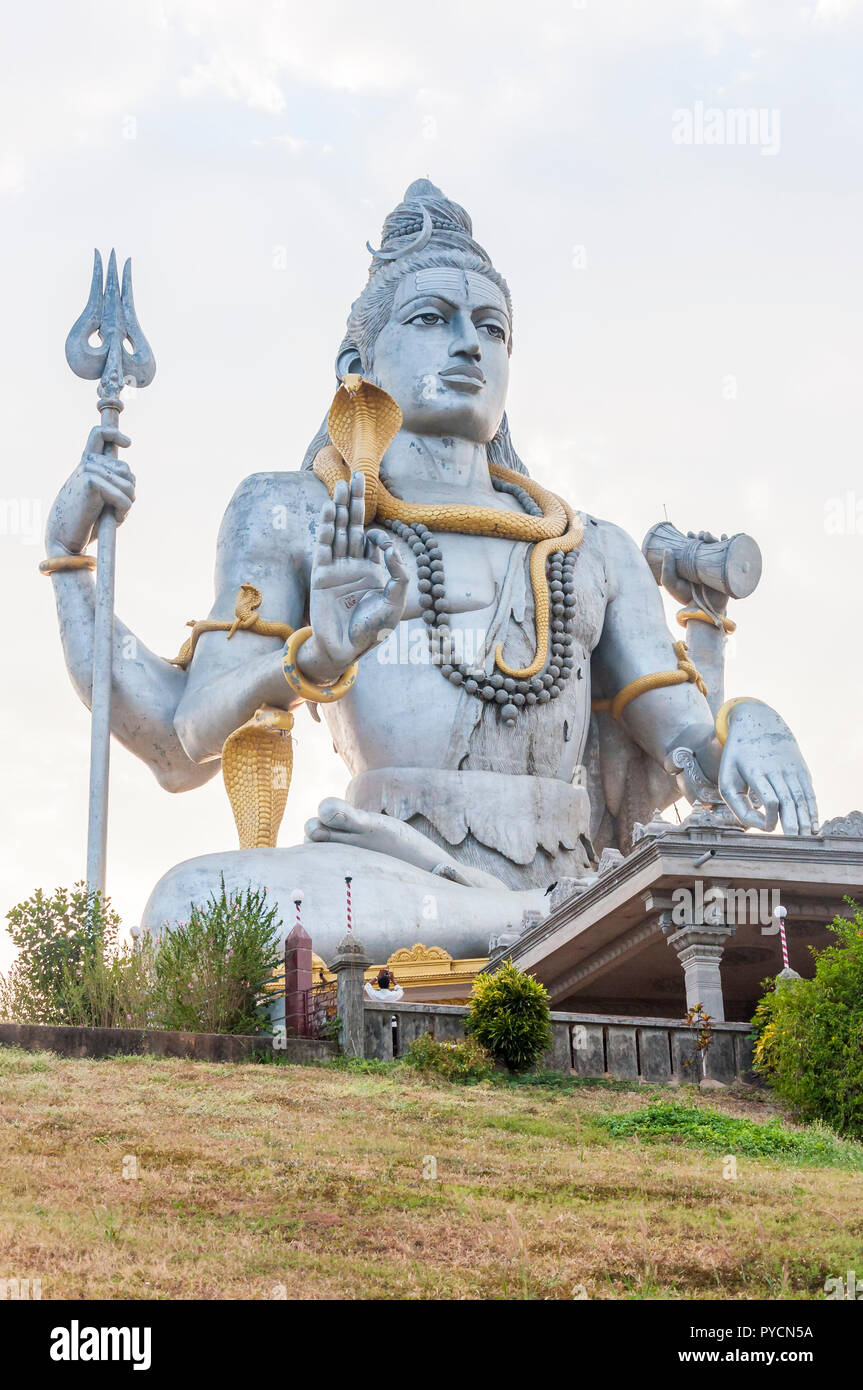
[65,250,156,898]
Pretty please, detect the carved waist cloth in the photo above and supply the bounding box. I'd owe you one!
[345,767,591,867]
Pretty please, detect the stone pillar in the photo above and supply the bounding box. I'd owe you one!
[284,922,313,1036]
[327,934,371,1058]
[667,923,736,1021]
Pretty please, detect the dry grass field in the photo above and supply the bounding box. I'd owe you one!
[1,1046,861,1301]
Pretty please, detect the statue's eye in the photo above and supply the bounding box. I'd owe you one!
[481,322,506,341]
[408,311,445,327]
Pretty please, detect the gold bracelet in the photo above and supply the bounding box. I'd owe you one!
[676,607,736,635]
[282,627,358,704]
[714,696,761,746]
[39,554,96,575]
[592,641,707,720]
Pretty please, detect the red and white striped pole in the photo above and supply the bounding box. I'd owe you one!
[773,903,798,980]
[292,888,304,931]
[344,876,353,933]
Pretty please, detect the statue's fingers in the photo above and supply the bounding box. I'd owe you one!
[314,499,336,567]
[84,459,136,501]
[383,545,409,609]
[94,480,135,518]
[750,775,779,832]
[364,527,390,566]
[768,774,799,836]
[86,426,132,455]
[347,485,365,559]
[800,770,819,832]
[333,500,350,559]
[719,765,763,830]
[786,773,812,836]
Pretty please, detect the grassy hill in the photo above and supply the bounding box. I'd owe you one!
[1,1046,861,1300]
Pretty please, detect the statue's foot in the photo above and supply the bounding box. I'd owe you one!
[305,797,502,889]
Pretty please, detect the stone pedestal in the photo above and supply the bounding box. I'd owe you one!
[667,923,736,1021]
[327,933,371,1058]
[284,922,313,1037]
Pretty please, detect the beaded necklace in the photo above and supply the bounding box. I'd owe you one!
[385,477,579,727]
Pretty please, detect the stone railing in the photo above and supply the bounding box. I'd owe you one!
[363,1001,756,1085]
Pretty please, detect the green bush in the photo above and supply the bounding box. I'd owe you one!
[0,884,121,1025]
[402,1031,494,1083]
[149,878,282,1035]
[59,936,155,1029]
[751,904,863,1139]
[595,1099,863,1169]
[465,958,551,1072]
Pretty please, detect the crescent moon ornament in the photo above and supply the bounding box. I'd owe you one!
[366,204,433,262]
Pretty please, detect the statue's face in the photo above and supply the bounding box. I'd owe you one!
[368,268,511,441]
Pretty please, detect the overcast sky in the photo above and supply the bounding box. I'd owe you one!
[2,0,862,966]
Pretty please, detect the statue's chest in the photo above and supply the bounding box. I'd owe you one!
[322,520,608,780]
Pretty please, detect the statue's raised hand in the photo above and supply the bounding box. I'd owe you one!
[299,471,409,683]
[45,425,135,556]
[718,700,819,835]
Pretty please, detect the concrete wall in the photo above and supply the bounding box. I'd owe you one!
[0,1022,336,1065]
[363,1002,756,1084]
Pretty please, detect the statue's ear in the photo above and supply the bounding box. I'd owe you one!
[336,344,364,381]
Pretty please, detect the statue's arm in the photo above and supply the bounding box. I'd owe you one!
[592,519,817,834]
[172,471,318,763]
[44,426,217,792]
[174,466,409,763]
[45,565,217,793]
[591,519,717,767]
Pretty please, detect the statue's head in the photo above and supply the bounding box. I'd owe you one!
[339,180,513,446]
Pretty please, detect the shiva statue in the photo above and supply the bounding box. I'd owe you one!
[42,180,818,961]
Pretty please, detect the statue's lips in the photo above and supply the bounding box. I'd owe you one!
[438,365,485,391]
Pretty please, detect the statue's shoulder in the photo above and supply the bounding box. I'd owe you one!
[578,515,651,595]
[216,469,328,561]
[224,467,328,513]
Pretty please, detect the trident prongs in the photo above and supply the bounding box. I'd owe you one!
[65,248,156,402]
[64,248,157,901]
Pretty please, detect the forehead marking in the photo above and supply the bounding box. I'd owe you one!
[412,268,509,315]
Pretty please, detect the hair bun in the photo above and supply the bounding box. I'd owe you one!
[368,178,492,268]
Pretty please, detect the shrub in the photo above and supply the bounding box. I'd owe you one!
[150,878,282,1035]
[465,958,552,1073]
[59,936,155,1029]
[751,904,863,1139]
[402,1032,494,1083]
[1,884,121,1025]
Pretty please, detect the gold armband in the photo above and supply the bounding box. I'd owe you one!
[592,641,707,721]
[714,696,760,746]
[282,627,358,704]
[39,554,96,575]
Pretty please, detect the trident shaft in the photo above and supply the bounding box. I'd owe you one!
[65,250,156,898]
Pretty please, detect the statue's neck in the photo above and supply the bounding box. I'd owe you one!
[379,433,498,504]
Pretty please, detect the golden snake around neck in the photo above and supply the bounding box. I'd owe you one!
[314,374,583,679]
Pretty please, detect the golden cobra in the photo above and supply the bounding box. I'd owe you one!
[221,704,295,850]
[315,375,583,678]
[168,585,298,850]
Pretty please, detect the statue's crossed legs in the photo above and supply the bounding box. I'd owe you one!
[141,797,545,963]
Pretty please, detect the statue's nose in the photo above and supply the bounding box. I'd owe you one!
[449,310,482,360]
